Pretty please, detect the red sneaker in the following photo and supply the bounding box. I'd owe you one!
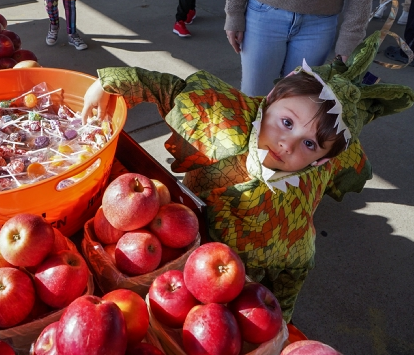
[185,9,196,25]
[173,21,191,37]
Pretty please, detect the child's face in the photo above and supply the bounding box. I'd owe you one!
[258,96,334,172]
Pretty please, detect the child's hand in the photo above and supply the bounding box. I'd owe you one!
[81,79,111,124]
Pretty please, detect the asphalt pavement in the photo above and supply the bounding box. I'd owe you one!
[1,0,414,354]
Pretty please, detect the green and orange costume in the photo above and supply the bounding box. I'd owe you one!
[97,31,414,322]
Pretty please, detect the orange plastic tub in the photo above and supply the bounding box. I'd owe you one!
[0,68,127,237]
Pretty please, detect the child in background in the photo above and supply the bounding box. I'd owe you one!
[45,0,87,50]
[173,0,196,37]
[81,31,413,322]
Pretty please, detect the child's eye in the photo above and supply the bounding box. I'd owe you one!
[304,140,316,150]
[282,118,292,129]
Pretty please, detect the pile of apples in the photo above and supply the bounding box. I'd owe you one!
[0,13,39,69]
[92,172,200,276]
[31,288,164,355]
[0,213,91,330]
[147,242,285,355]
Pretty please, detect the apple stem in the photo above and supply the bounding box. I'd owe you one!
[134,177,145,193]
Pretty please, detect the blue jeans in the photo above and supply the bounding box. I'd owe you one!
[240,0,338,97]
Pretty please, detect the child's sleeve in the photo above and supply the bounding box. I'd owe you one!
[97,67,187,118]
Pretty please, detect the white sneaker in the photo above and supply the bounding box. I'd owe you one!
[68,33,88,50]
[46,28,59,46]
[398,11,408,25]
[374,4,387,18]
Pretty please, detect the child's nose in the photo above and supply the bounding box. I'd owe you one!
[279,140,293,154]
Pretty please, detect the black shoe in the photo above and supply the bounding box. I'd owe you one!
[384,46,414,66]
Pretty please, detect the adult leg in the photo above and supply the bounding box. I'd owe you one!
[282,13,338,77]
[240,0,293,97]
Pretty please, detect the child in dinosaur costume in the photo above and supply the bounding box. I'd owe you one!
[81,31,414,322]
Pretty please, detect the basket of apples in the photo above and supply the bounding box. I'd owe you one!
[81,171,201,298]
[0,213,94,355]
[0,13,39,69]
[146,242,289,355]
[29,288,166,355]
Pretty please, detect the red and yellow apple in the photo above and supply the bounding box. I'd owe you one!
[115,229,162,276]
[0,267,35,328]
[151,179,171,206]
[102,173,160,231]
[149,269,200,328]
[34,250,89,308]
[0,213,55,267]
[183,303,242,355]
[56,295,127,355]
[149,203,199,248]
[183,242,245,304]
[33,321,59,355]
[102,289,149,349]
[227,282,283,343]
[93,206,124,245]
[281,340,343,355]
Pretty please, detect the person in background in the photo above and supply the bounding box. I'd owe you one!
[80,32,414,322]
[45,0,88,50]
[224,0,371,97]
[384,0,414,65]
[374,0,410,25]
[173,0,196,37]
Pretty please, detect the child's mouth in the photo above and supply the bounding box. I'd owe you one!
[268,149,283,162]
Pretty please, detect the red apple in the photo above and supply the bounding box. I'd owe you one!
[0,33,13,57]
[115,229,162,276]
[149,203,199,248]
[0,14,7,31]
[280,340,342,355]
[0,213,55,267]
[0,267,35,328]
[103,243,117,264]
[12,49,37,63]
[151,179,171,206]
[183,242,245,304]
[183,303,242,355]
[227,282,283,343]
[0,57,16,69]
[1,30,21,51]
[34,250,89,308]
[102,289,149,349]
[0,340,15,355]
[93,206,124,244]
[56,294,127,355]
[159,244,185,267]
[125,342,164,355]
[149,270,199,328]
[102,173,160,231]
[50,227,69,253]
[0,250,13,267]
[33,321,59,355]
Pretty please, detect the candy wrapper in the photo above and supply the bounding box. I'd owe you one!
[0,83,115,191]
